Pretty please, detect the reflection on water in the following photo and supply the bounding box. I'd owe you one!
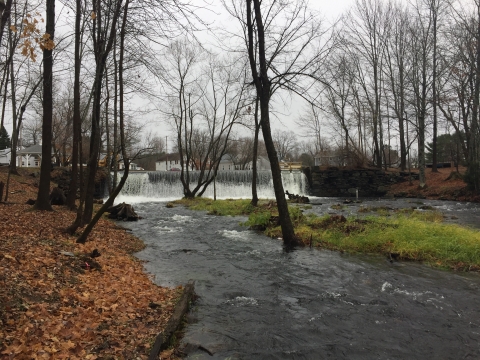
[127,200,480,359]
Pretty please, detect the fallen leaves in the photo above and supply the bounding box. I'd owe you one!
[0,169,181,359]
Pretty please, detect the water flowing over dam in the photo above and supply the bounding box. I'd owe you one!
[116,170,308,202]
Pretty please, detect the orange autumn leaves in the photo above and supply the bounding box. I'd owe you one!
[0,169,181,359]
[9,12,55,62]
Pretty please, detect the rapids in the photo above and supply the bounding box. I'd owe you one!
[124,197,480,359]
[112,171,480,358]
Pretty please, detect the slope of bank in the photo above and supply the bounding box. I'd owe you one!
[0,168,182,359]
[386,166,480,202]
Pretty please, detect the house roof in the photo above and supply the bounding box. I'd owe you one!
[156,153,181,162]
[219,154,234,163]
[17,144,44,155]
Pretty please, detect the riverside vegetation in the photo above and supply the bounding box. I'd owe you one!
[173,197,480,272]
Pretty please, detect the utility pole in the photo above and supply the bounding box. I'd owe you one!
[165,136,168,171]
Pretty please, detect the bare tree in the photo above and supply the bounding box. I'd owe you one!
[228,136,255,170]
[243,0,329,247]
[272,129,298,161]
[408,0,434,188]
[383,4,410,171]
[163,43,248,197]
[344,0,391,168]
[34,0,55,211]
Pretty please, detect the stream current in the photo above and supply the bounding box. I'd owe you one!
[123,196,480,360]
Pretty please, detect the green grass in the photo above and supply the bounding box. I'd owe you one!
[173,197,255,216]
[173,198,480,271]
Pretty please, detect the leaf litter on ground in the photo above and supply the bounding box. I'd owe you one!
[0,168,182,359]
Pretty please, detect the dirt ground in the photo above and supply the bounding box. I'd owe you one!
[0,167,181,359]
[387,166,480,202]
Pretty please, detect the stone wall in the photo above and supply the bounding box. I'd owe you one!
[308,167,418,197]
[51,167,108,199]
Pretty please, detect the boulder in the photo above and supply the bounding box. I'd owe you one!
[50,187,66,205]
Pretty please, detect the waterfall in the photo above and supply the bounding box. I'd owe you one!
[115,170,309,203]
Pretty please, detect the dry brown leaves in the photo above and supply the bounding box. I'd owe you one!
[0,169,181,359]
[387,167,480,202]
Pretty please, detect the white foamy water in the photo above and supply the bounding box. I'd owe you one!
[225,296,258,306]
[381,281,445,303]
[153,225,184,233]
[220,230,251,241]
[172,214,195,223]
[115,170,308,202]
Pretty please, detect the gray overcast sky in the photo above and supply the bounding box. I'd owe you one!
[5,0,355,146]
[205,0,354,136]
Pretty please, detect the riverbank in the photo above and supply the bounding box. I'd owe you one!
[387,166,480,202]
[174,196,480,272]
[0,168,182,359]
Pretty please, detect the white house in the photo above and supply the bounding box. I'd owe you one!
[155,153,182,171]
[0,148,11,165]
[219,154,235,171]
[118,162,141,170]
[17,145,46,167]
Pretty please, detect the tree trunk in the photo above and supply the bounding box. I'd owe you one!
[246,0,300,247]
[34,0,55,211]
[8,22,18,175]
[66,0,82,210]
[82,0,123,224]
[77,0,130,244]
[251,98,259,207]
[0,0,12,48]
[431,5,438,173]
[465,1,480,192]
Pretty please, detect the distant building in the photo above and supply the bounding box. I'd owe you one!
[0,148,11,165]
[17,144,54,167]
[219,154,235,171]
[279,161,302,171]
[156,153,182,171]
[118,162,140,170]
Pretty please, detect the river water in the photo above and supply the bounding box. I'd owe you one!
[124,196,480,360]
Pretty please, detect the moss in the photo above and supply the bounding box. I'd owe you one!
[175,198,480,271]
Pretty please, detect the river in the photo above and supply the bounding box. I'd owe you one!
[120,195,480,359]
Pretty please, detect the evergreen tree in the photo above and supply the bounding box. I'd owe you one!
[0,126,10,150]
[426,133,465,166]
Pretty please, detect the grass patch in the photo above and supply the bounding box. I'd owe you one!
[174,198,480,271]
[330,204,345,210]
[173,197,255,216]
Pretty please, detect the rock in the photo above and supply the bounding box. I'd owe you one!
[50,187,66,205]
[90,249,101,258]
[107,202,139,221]
[60,251,75,257]
[285,190,310,203]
